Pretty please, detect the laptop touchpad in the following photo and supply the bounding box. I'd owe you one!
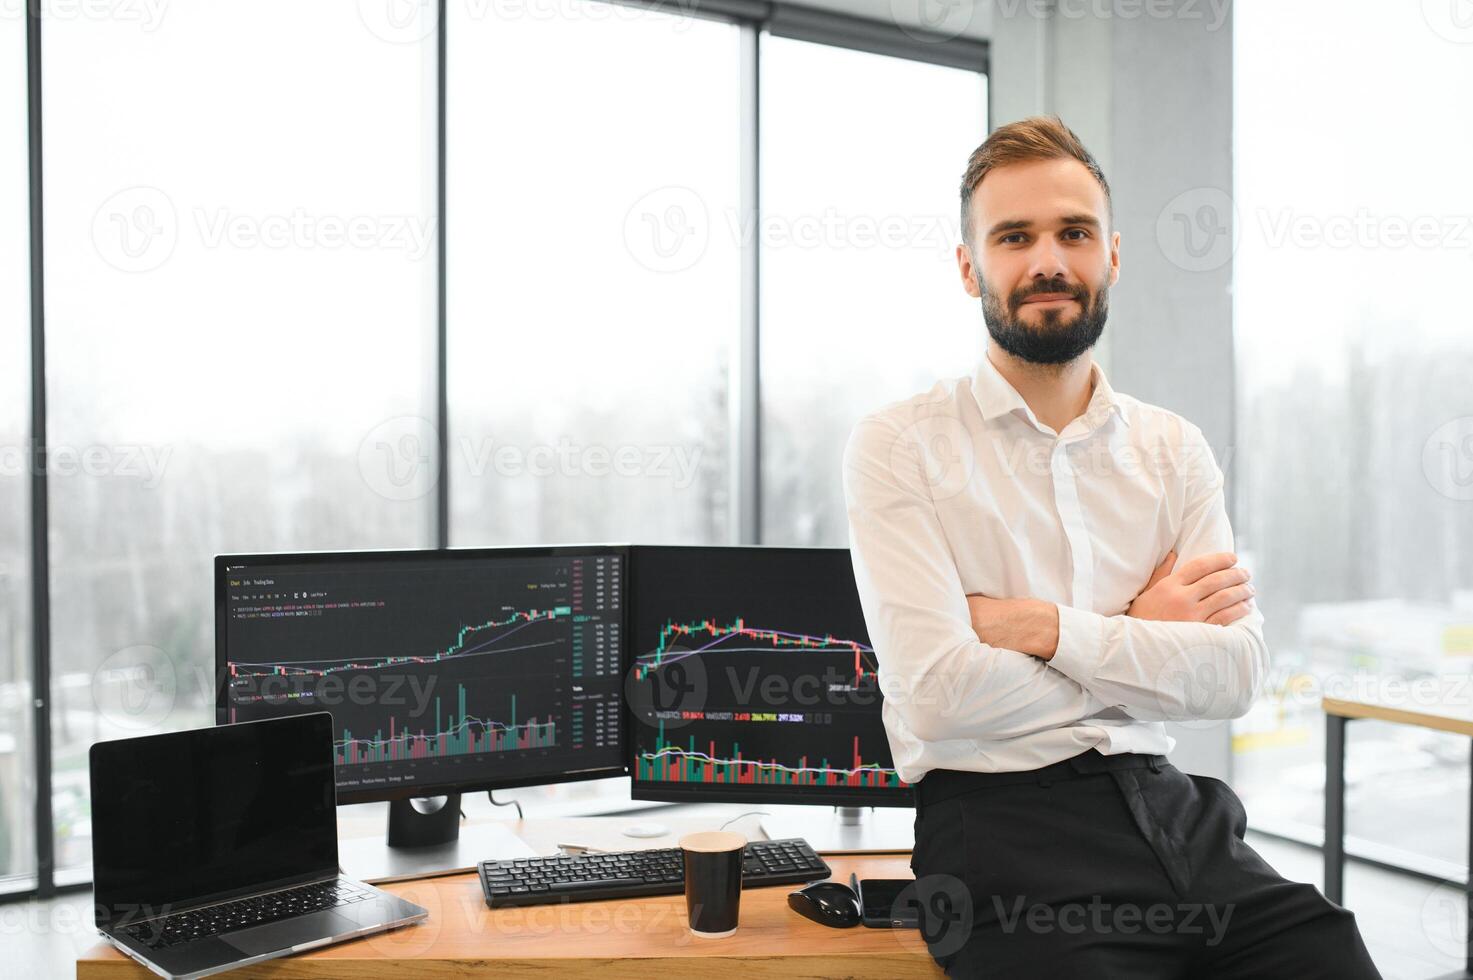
[224,909,359,956]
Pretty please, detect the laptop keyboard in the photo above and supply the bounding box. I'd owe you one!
[120,879,367,949]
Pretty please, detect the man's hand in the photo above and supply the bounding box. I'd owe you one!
[1126,550,1255,627]
[965,596,1060,660]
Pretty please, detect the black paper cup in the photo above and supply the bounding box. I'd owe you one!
[679,830,746,938]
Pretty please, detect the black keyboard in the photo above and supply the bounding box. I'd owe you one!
[120,878,369,948]
[478,837,830,908]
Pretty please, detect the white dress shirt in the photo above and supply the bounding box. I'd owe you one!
[842,353,1269,782]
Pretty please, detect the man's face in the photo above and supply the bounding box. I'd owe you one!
[956,157,1121,365]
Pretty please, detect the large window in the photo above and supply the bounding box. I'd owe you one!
[447,2,739,549]
[759,37,986,546]
[42,2,435,879]
[7,0,987,895]
[1232,0,1473,874]
[1,9,34,893]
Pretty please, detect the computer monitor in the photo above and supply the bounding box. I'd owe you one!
[627,546,912,848]
[215,545,627,879]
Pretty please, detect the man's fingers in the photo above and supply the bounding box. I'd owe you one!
[1143,551,1176,591]
[1206,599,1254,626]
[1191,566,1251,601]
[1199,584,1254,617]
[1174,551,1238,586]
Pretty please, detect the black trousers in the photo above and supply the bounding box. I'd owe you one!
[909,749,1382,979]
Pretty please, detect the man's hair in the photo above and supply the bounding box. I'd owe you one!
[959,115,1112,245]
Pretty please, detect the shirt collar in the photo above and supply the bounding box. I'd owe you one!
[970,352,1130,434]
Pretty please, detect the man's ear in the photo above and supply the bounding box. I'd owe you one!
[957,242,982,298]
[1108,230,1121,287]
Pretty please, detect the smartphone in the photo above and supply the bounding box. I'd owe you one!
[853,875,921,929]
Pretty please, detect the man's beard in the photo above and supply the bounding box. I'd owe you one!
[978,269,1109,366]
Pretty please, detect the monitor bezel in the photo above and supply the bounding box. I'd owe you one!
[215,544,632,806]
[625,544,914,809]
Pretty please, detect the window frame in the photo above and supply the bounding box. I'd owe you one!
[12,0,988,900]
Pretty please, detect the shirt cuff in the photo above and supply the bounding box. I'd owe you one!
[1049,604,1104,685]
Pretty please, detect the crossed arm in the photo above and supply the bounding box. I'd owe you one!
[841,414,1271,745]
[966,549,1257,659]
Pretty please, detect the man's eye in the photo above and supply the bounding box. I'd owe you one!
[1063,228,1089,241]
[1000,233,1025,244]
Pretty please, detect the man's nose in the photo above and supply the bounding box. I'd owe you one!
[1025,238,1069,282]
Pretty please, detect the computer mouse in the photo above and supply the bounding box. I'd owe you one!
[787,881,861,928]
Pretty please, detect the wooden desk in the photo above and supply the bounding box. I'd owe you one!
[76,817,941,978]
[1323,691,1473,980]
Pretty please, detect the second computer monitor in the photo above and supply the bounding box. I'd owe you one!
[628,545,910,807]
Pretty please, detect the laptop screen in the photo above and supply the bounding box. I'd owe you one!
[90,713,338,926]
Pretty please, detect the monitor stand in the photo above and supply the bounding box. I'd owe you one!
[338,794,537,884]
[760,805,915,854]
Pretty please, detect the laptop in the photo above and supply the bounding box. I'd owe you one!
[89,712,428,980]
